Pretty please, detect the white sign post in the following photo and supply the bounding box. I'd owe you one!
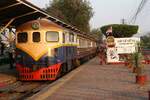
[115,38,140,54]
[107,37,140,63]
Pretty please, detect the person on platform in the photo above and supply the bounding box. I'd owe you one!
[99,42,106,65]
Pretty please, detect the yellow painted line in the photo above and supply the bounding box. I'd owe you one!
[28,63,85,100]
[16,43,78,61]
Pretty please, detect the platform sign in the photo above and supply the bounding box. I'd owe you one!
[106,37,140,63]
[115,37,140,54]
[107,47,120,63]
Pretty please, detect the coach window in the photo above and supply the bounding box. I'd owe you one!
[69,33,71,42]
[33,32,40,42]
[72,34,74,42]
[63,33,65,43]
[69,33,74,42]
[17,32,28,43]
[46,31,59,42]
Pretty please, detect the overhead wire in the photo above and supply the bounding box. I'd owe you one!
[130,0,148,24]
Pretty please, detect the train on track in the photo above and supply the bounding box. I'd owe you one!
[15,18,98,81]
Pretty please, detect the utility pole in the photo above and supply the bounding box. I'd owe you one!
[121,19,126,24]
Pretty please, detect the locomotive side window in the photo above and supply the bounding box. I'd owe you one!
[46,31,59,42]
[17,32,28,43]
[33,32,40,42]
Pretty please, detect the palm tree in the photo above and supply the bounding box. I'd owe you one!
[132,42,146,85]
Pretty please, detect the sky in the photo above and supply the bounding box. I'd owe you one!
[29,0,150,36]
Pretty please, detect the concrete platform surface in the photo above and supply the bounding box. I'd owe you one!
[29,57,150,100]
[0,64,17,88]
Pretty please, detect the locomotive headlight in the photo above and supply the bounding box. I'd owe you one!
[31,22,40,30]
[17,54,22,58]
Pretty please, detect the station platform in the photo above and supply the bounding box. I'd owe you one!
[29,57,150,100]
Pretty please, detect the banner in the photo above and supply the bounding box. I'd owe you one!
[115,38,140,54]
[106,37,140,63]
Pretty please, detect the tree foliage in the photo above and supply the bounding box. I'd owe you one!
[141,34,150,49]
[100,24,139,38]
[90,28,102,41]
[45,0,93,32]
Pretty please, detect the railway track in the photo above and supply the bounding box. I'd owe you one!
[0,67,78,100]
[0,81,52,100]
[0,56,93,100]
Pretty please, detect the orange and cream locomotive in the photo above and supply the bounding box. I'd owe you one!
[15,18,97,80]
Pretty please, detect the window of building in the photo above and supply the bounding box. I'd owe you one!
[46,31,59,42]
[33,32,40,42]
[17,32,28,43]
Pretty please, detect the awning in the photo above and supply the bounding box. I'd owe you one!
[0,0,78,29]
[0,0,96,41]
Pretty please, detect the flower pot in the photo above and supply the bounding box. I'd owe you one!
[136,75,147,85]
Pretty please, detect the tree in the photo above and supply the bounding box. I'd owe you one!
[100,24,139,38]
[141,34,150,49]
[90,28,103,41]
[45,0,93,32]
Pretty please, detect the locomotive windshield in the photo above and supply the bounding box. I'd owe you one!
[17,32,28,43]
[33,32,40,42]
[46,31,59,42]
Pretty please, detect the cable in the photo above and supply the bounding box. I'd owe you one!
[130,0,148,24]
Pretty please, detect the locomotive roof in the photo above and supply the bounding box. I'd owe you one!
[16,18,63,31]
[0,0,80,32]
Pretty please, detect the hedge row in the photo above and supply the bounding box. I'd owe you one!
[100,24,139,38]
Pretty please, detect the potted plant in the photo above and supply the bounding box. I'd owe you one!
[132,42,147,85]
[128,54,133,68]
[124,54,133,68]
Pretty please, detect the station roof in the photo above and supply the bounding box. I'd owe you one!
[0,0,83,33]
[0,0,97,41]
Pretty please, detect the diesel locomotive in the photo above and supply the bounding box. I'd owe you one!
[15,18,97,81]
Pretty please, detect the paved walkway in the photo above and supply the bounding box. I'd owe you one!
[30,57,150,100]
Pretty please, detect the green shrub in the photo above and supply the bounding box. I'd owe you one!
[100,24,138,37]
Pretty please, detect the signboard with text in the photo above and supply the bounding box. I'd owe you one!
[115,38,140,54]
[106,37,140,63]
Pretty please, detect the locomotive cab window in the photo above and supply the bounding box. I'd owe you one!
[17,32,28,43]
[46,31,59,42]
[33,32,40,42]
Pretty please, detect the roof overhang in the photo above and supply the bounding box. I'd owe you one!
[0,0,98,41]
